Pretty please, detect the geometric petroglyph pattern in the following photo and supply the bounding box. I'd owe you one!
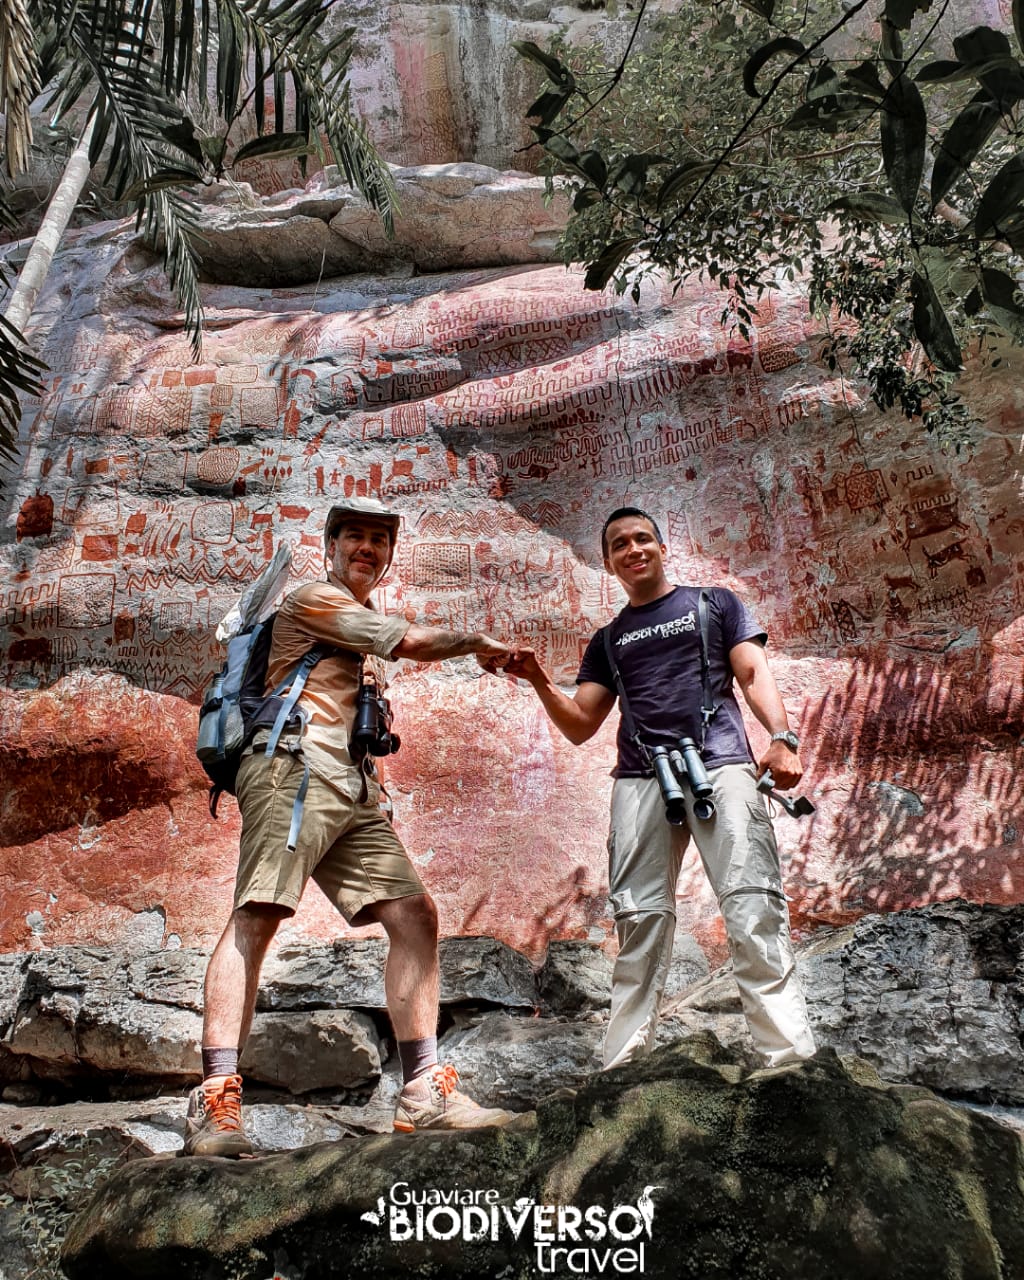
[57,573,116,628]
[410,542,472,590]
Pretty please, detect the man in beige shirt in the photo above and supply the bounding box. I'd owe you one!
[184,498,513,1156]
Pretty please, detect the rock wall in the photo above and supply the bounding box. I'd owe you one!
[4,0,1024,961]
[1,164,1021,962]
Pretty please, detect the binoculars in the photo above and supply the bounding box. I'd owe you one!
[650,743,817,826]
[649,736,716,825]
[351,674,401,762]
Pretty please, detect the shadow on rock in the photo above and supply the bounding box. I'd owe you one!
[62,1035,1024,1280]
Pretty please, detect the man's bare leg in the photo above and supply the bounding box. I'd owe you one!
[365,893,512,1132]
[368,893,440,1041]
[203,902,289,1052]
[183,903,288,1158]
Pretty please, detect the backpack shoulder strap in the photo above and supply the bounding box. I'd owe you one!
[601,623,649,768]
[696,589,720,748]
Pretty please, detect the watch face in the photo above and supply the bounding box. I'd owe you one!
[775,732,799,749]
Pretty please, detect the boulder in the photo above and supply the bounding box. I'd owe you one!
[0,947,382,1092]
[667,900,1024,1104]
[60,1040,1024,1280]
[438,1010,603,1108]
[241,1010,382,1094]
[194,166,568,285]
[537,940,614,1013]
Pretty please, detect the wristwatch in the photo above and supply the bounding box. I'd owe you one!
[770,730,800,751]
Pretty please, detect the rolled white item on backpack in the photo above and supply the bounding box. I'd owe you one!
[215,543,293,643]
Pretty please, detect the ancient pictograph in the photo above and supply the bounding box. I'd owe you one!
[3,265,1020,697]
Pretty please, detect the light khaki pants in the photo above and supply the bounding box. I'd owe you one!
[603,764,816,1069]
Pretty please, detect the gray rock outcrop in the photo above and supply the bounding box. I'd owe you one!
[668,899,1024,1104]
[59,1039,1024,1280]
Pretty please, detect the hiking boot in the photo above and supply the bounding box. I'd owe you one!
[181,1073,253,1157]
[393,1063,514,1133]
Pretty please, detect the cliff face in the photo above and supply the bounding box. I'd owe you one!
[1,0,1022,962]
[2,161,1021,961]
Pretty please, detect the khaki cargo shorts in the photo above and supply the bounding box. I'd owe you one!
[233,749,426,923]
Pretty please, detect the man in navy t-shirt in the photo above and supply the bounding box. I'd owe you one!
[502,507,816,1069]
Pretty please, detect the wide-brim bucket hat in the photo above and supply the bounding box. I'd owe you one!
[323,498,401,552]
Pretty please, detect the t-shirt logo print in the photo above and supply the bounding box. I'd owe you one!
[615,612,696,647]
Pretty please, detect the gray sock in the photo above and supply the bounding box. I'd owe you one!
[202,1047,239,1080]
[398,1036,437,1084]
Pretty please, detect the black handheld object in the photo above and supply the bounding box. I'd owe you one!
[757,770,815,818]
[649,745,688,825]
[674,736,716,821]
[649,736,717,825]
[351,674,401,761]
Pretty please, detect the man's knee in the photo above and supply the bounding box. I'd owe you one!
[368,892,438,943]
[718,888,793,974]
[228,902,289,950]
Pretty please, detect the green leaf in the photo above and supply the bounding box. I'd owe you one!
[881,74,926,214]
[930,93,1001,207]
[656,160,719,207]
[527,89,570,126]
[807,61,842,101]
[953,25,1014,67]
[952,25,1024,105]
[842,60,887,100]
[880,19,904,73]
[981,266,1024,310]
[607,153,668,196]
[513,40,575,89]
[584,238,639,292]
[742,37,806,98]
[544,134,612,188]
[738,0,776,18]
[980,266,1024,337]
[123,167,204,200]
[573,187,601,212]
[784,95,876,132]
[577,150,607,188]
[544,133,581,166]
[910,272,963,371]
[162,118,205,167]
[232,132,314,164]
[914,59,969,84]
[975,152,1024,237]
[826,192,910,224]
[885,0,935,30]
[200,134,228,170]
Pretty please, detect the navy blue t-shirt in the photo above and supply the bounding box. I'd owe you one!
[577,585,767,777]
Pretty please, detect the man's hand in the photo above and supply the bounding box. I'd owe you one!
[756,740,803,791]
[501,648,544,682]
[474,637,512,674]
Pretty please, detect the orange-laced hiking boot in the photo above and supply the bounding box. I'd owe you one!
[181,1073,254,1157]
[393,1063,514,1133]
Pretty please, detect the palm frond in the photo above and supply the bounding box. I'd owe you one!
[45,7,206,351]
[0,312,46,469]
[0,0,41,175]
[212,0,397,226]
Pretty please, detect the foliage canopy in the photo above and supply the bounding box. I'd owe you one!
[517,0,1024,444]
[0,0,396,468]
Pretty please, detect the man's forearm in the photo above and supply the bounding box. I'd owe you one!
[393,624,497,662]
[524,670,599,745]
[737,666,790,736]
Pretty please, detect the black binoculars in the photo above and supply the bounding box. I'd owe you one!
[649,736,716,825]
[351,674,401,762]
